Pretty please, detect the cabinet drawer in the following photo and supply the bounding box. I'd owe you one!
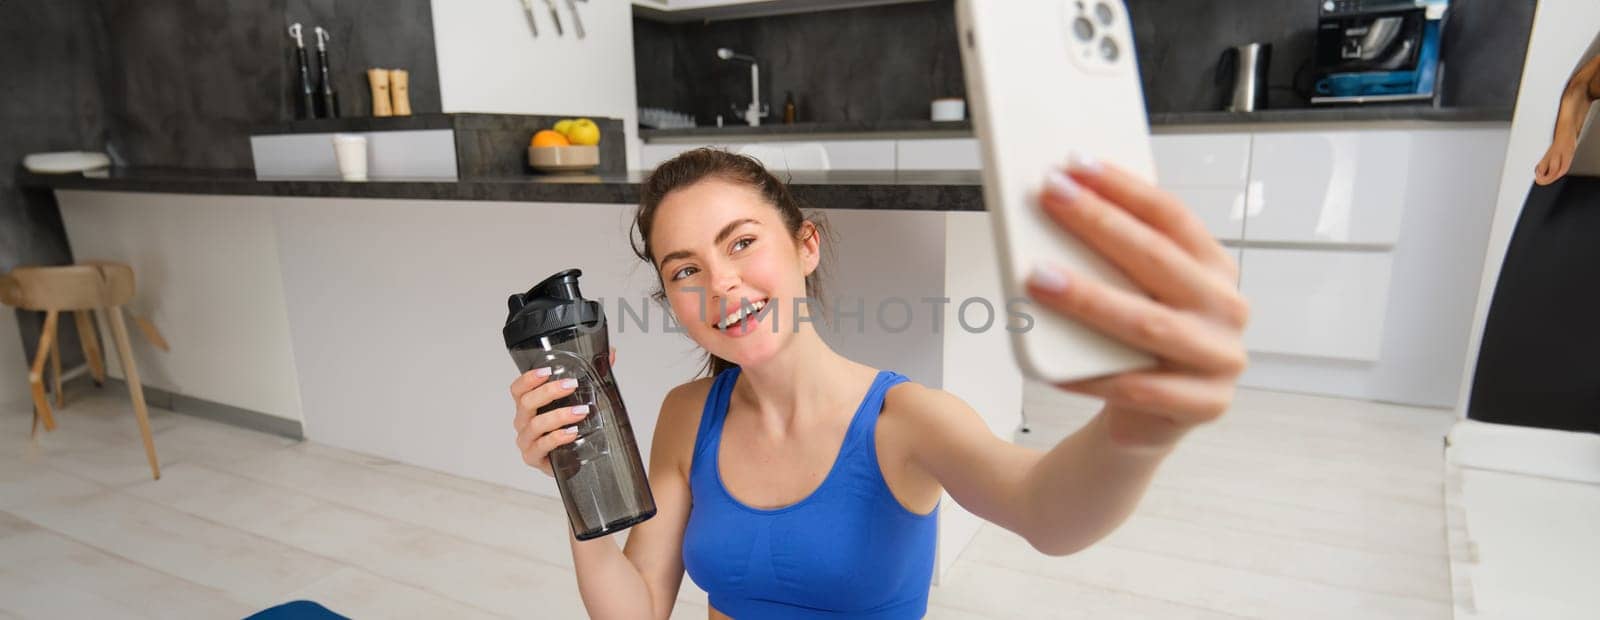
[1152,134,1249,241]
[896,138,981,170]
[640,143,714,169]
[1151,134,1251,186]
[1246,131,1409,245]
[817,140,897,170]
[1239,248,1392,361]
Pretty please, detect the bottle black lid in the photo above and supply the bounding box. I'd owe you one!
[503,268,603,348]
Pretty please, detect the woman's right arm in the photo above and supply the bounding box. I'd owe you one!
[511,363,700,620]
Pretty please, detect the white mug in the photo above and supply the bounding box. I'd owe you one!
[332,134,369,181]
[931,98,966,122]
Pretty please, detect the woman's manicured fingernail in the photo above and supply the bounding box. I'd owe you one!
[563,426,579,435]
[571,405,590,417]
[1068,151,1102,173]
[1028,262,1071,293]
[1045,169,1078,200]
[533,367,551,377]
[560,378,578,389]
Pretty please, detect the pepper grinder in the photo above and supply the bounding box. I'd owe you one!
[389,69,411,116]
[288,23,316,120]
[314,27,339,118]
[367,68,392,117]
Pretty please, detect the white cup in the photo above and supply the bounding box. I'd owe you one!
[931,98,966,122]
[332,134,369,181]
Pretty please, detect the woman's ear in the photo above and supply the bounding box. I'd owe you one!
[799,221,821,276]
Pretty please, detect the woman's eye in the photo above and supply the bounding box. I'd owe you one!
[671,266,698,281]
[733,237,755,252]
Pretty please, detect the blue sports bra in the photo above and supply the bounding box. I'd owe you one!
[682,366,939,619]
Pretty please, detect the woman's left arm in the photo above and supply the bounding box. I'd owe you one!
[903,155,1248,556]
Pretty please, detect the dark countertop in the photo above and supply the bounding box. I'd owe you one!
[641,106,1512,142]
[18,167,985,212]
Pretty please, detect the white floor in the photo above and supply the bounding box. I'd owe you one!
[0,381,1462,619]
[1444,422,1600,620]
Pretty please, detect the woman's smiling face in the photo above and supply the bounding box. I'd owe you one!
[651,177,819,367]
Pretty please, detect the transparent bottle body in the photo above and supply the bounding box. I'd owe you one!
[509,322,656,540]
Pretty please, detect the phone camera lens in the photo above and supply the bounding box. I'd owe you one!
[1099,36,1120,62]
[1093,2,1114,25]
[1072,16,1095,42]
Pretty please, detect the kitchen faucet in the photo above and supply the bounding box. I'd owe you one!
[717,47,768,127]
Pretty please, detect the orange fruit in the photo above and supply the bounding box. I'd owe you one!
[531,130,570,148]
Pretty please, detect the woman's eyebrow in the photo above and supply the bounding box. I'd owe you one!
[657,218,761,269]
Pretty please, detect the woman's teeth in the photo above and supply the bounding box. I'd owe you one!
[716,299,767,330]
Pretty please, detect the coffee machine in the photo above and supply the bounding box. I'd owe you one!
[1311,0,1448,104]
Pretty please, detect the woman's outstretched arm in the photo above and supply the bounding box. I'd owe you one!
[899,156,1247,556]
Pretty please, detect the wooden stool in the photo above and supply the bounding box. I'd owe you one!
[0,262,161,480]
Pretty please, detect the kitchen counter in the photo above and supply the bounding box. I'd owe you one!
[640,105,1512,142]
[18,167,984,211]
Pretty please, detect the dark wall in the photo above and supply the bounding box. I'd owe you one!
[634,1,966,124]
[100,0,442,170]
[2,0,442,377]
[1126,0,1537,113]
[633,0,1536,123]
[0,0,107,372]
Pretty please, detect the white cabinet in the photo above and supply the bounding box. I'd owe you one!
[1151,134,1250,241]
[896,138,981,170]
[639,140,895,171]
[1245,131,1410,245]
[1239,248,1393,361]
[819,140,897,170]
[639,142,708,169]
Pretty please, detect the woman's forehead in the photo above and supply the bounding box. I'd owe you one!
[654,179,772,242]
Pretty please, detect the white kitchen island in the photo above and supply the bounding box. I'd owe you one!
[37,169,1018,582]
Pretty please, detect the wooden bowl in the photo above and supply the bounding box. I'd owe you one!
[528,145,599,174]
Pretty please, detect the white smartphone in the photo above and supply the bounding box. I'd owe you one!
[956,0,1157,383]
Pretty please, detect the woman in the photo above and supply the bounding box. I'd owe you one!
[1470,31,1600,434]
[510,148,1249,618]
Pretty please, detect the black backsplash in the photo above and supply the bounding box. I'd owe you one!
[0,0,107,370]
[98,0,442,170]
[1,0,441,363]
[633,0,1535,124]
[634,1,967,125]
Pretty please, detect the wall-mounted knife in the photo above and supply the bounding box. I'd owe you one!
[520,0,539,36]
[565,0,586,39]
[542,0,564,36]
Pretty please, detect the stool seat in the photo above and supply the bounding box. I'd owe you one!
[1,261,161,480]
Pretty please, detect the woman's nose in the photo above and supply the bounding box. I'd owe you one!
[709,264,740,293]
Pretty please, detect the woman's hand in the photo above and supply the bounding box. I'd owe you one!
[510,347,616,476]
[1536,135,1578,186]
[1025,155,1249,450]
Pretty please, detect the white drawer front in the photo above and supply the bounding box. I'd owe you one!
[896,138,981,170]
[1246,131,1409,245]
[1239,248,1393,361]
[1152,134,1250,241]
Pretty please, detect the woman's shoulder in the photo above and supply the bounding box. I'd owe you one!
[879,377,991,442]
[650,375,719,466]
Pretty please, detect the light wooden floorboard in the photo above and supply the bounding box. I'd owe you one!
[0,380,1456,618]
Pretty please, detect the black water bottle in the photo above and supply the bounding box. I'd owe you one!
[503,269,656,541]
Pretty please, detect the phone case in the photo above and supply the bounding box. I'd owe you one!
[956,0,1157,383]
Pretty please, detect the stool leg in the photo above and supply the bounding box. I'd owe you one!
[28,310,59,435]
[107,305,160,480]
[75,310,106,385]
[51,331,63,408]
